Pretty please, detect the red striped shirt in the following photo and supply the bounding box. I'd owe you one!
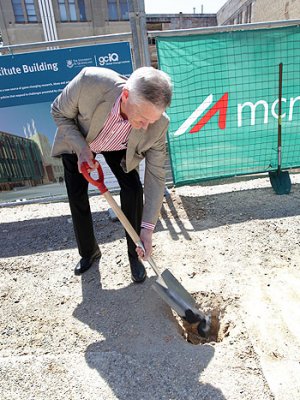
[89,95,131,153]
[89,95,155,231]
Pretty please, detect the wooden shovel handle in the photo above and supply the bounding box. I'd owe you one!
[103,191,141,244]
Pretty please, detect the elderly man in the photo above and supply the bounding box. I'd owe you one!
[51,66,172,282]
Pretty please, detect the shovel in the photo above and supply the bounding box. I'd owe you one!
[269,63,291,194]
[82,162,211,337]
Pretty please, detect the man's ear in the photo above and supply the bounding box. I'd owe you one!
[122,88,129,102]
[120,89,129,118]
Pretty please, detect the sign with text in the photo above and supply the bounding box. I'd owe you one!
[0,42,133,108]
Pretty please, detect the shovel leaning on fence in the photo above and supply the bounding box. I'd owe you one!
[269,63,292,194]
[81,162,212,338]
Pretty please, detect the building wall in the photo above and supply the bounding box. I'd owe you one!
[0,0,131,46]
[147,14,217,30]
[217,0,300,26]
[0,1,217,47]
[0,0,43,43]
[253,0,300,22]
[217,0,255,25]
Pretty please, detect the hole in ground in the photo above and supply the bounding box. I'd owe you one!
[174,291,238,345]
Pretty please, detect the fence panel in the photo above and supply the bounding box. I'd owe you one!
[156,24,300,185]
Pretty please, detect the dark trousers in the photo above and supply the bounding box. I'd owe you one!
[62,151,143,260]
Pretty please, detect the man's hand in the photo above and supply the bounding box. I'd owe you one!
[136,228,153,260]
[77,146,99,173]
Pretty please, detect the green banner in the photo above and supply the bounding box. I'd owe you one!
[157,25,300,185]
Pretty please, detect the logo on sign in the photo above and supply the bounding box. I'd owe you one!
[66,60,74,68]
[98,53,119,66]
[173,93,228,137]
[173,93,300,137]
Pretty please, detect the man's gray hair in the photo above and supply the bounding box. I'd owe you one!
[125,66,172,110]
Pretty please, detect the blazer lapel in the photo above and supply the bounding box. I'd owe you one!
[86,85,123,144]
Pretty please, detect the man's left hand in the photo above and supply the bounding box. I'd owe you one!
[136,228,153,260]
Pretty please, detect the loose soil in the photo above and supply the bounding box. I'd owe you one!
[1,172,300,399]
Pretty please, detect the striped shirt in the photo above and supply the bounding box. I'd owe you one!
[89,95,131,153]
[89,95,155,231]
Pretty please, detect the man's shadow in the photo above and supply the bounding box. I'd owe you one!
[73,266,226,399]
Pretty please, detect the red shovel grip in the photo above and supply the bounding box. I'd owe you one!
[81,162,108,194]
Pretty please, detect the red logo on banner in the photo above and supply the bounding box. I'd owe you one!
[190,92,229,133]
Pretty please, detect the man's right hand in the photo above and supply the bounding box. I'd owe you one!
[77,146,99,173]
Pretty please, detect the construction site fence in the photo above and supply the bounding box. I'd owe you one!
[154,19,300,186]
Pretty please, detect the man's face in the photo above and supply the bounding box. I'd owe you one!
[121,89,164,130]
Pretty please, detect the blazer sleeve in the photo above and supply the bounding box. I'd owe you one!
[51,68,89,156]
[142,121,169,227]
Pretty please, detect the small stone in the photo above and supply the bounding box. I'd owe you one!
[108,208,118,222]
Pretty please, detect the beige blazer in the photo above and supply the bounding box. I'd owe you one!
[51,67,170,226]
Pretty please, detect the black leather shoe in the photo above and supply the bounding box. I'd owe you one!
[74,249,101,276]
[129,255,146,283]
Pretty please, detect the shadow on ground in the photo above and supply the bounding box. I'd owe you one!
[72,267,226,400]
[1,184,299,258]
[157,184,300,242]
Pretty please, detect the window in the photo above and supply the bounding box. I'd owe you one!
[58,0,68,21]
[58,0,87,22]
[12,0,37,23]
[12,0,25,22]
[237,12,243,24]
[246,3,252,23]
[78,0,86,21]
[25,0,37,22]
[119,0,128,20]
[148,37,156,45]
[108,0,129,21]
[69,0,77,21]
[20,144,26,160]
[108,0,118,21]
[0,141,4,158]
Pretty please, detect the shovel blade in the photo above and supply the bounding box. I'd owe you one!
[160,269,197,307]
[152,269,206,321]
[269,170,291,195]
[152,279,187,318]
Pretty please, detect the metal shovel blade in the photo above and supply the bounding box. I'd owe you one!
[269,170,291,195]
[152,268,206,322]
[161,269,198,308]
